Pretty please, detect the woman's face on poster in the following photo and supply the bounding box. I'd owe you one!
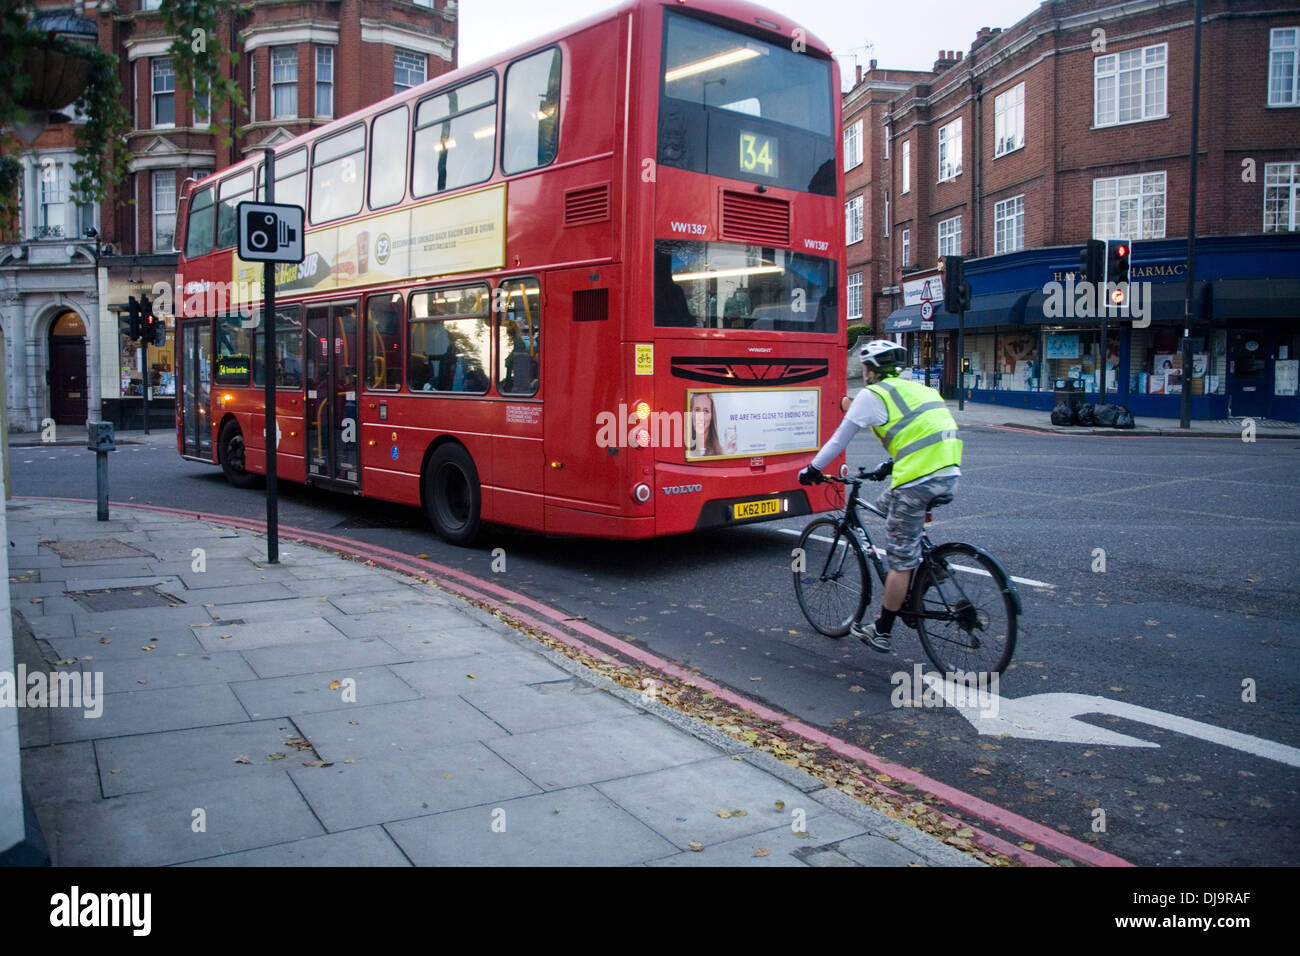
[691,395,713,443]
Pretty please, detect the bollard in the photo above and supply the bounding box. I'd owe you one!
[86,421,117,521]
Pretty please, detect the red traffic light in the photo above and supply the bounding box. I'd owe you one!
[1116,244,1128,257]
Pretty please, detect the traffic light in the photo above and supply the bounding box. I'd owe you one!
[1104,239,1131,309]
[1079,239,1105,283]
[941,255,971,313]
[127,296,141,340]
[141,294,156,345]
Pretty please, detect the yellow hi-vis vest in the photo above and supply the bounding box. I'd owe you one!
[865,377,962,487]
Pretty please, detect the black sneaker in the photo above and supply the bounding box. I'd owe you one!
[851,621,892,653]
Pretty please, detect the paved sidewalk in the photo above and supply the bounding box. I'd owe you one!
[5,498,977,867]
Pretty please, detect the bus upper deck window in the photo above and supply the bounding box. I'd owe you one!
[503,48,561,175]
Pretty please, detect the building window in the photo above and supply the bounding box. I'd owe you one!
[153,171,176,252]
[1264,162,1300,231]
[883,124,890,160]
[316,46,334,117]
[937,119,961,181]
[1269,28,1299,106]
[193,83,210,127]
[1093,172,1165,239]
[271,46,297,119]
[394,49,426,94]
[847,273,863,321]
[37,162,67,238]
[1094,43,1166,127]
[901,228,910,267]
[250,53,256,123]
[141,0,161,10]
[994,82,1024,156]
[846,195,863,245]
[994,195,1025,254]
[938,215,961,257]
[151,58,175,127]
[883,195,889,237]
[844,120,863,171]
[901,140,910,194]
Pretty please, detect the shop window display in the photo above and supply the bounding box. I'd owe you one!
[119,317,176,397]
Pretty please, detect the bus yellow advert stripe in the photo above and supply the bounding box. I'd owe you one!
[232,184,507,294]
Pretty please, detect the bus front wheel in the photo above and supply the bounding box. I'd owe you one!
[423,444,481,546]
[218,420,261,489]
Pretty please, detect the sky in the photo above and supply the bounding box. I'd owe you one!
[458,0,1035,86]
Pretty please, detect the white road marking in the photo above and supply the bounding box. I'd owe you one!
[777,526,1055,589]
[929,676,1300,768]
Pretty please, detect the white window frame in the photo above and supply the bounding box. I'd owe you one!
[901,228,910,267]
[1269,28,1300,106]
[937,119,962,182]
[993,82,1025,157]
[937,215,962,257]
[1094,43,1167,128]
[883,196,889,237]
[394,48,427,94]
[993,194,1025,254]
[153,170,177,253]
[1092,171,1166,240]
[141,0,162,9]
[37,160,68,239]
[846,194,863,245]
[844,120,863,171]
[1264,162,1300,232]
[847,273,863,321]
[883,124,890,160]
[151,57,175,128]
[193,82,210,127]
[271,46,298,119]
[316,45,334,118]
[901,140,911,194]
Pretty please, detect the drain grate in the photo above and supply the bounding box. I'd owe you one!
[43,538,154,561]
[68,586,184,612]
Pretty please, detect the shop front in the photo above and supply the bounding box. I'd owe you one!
[882,235,1300,422]
[99,260,179,430]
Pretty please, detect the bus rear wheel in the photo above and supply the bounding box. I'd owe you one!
[218,420,261,489]
[423,444,481,545]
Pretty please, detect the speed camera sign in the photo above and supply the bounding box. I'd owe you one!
[237,201,305,263]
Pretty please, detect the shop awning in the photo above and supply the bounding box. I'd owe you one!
[1024,280,1209,324]
[1212,278,1300,320]
[884,305,925,333]
[884,290,1029,333]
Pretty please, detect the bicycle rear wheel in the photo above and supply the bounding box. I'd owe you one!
[911,542,1017,674]
[793,518,870,638]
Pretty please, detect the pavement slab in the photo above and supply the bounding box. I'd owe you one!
[178,826,412,866]
[46,682,251,743]
[229,664,422,719]
[293,695,509,761]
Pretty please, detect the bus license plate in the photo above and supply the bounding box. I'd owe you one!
[733,498,779,520]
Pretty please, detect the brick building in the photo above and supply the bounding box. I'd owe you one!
[1,0,458,432]
[845,0,1300,421]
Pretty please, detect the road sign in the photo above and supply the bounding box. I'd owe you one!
[237,201,306,263]
[920,300,934,321]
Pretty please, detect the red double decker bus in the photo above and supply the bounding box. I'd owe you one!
[174,0,845,543]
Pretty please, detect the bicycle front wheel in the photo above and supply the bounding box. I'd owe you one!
[793,518,870,638]
[911,542,1017,674]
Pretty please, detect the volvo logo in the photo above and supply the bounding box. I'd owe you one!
[661,484,703,495]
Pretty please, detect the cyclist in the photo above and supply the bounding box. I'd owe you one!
[799,340,962,653]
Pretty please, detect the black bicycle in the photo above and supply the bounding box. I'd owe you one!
[792,463,1021,674]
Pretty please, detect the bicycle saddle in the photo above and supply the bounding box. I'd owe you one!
[929,493,954,507]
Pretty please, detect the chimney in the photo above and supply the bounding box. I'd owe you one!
[856,64,862,84]
[870,58,877,70]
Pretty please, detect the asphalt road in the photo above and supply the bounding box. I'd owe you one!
[10,425,1300,865]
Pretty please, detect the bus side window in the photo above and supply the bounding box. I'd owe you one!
[369,106,409,210]
[407,285,490,394]
[311,124,365,224]
[503,48,561,175]
[184,186,215,258]
[497,277,540,396]
[215,314,251,384]
[366,294,403,390]
[215,170,255,250]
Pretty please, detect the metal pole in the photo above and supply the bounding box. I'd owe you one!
[1099,300,1108,398]
[957,309,965,410]
[1182,0,1203,429]
[141,338,149,435]
[263,147,279,563]
[96,449,109,521]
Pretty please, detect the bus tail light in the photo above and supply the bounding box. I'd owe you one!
[633,483,651,503]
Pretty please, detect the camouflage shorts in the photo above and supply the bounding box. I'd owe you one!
[875,475,960,571]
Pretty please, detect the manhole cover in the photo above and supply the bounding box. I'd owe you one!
[43,538,155,561]
[68,587,183,612]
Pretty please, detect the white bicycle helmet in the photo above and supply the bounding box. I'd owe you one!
[859,339,908,373]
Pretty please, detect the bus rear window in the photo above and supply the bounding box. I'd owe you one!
[658,12,835,195]
[654,240,837,333]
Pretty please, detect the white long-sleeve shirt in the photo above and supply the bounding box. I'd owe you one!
[810,385,960,487]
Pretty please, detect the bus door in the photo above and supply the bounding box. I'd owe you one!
[542,268,622,522]
[179,319,212,459]
[305,301,360,486]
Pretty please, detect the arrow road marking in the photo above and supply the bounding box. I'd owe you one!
[927,675,1300,768]
[778,527,1055,589]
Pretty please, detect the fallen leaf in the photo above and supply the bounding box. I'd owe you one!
[467,673,477,679]
[329,680,341,690]
[717,809,732,819]
[774,800,785,811]
[99,637,112,644]
[754,848,771,857]
[301,760,333,768]
[688,842,704,852]
[109,768,122,774]
[731,809,747,817]
[266,752,286,761]
[1019,842,1036,852]
[284,737,313,751]
[969,767,992,775]
[234,755,252,764]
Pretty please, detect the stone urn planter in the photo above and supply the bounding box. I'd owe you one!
[16,38,93,111]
